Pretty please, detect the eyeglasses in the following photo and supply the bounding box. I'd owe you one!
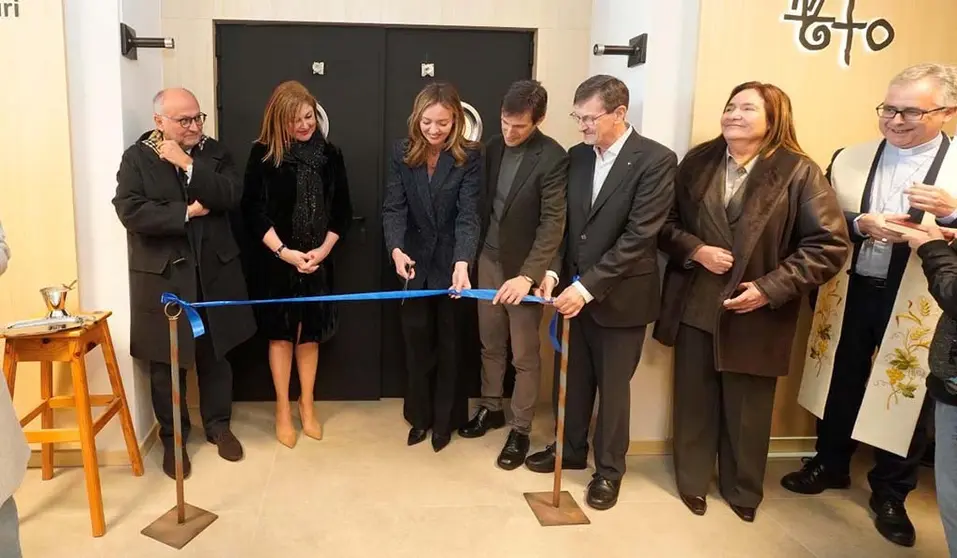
[876,104,952,122]
[569,112,609,127]
[160,113,207,128]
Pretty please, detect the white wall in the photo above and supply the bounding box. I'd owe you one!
[65,0,163,451]
[589,0,702,444]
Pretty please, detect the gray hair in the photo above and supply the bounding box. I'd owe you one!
[152,87,198,115]
[890,63,957,106]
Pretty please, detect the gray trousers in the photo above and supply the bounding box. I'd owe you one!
[0,497,21,558]
[476,250,543,434]
[672,325,778,508]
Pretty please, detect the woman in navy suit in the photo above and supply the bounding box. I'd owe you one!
[382,82,482,452]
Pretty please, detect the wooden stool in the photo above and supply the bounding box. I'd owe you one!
[1,311,144,537]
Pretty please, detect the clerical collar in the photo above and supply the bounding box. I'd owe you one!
[887,133,943,158]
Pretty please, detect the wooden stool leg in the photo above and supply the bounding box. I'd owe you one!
[70,344,106,538]
[2,342,16,396]
[39,361,55,480]
[98,323,144,476]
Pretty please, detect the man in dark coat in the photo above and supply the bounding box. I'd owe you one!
[113,87,256,479]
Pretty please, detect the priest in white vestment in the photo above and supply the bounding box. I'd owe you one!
[785,63,957,548]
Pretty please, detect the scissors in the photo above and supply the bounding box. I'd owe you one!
[401,262,415,305]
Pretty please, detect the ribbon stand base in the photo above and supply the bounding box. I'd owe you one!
[142,303,217,549]
[523,316,589,527]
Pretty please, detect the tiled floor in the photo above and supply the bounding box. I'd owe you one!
[14,401,951,557]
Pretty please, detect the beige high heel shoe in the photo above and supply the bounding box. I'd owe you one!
[299,400,323,440]
[276,409,298,448]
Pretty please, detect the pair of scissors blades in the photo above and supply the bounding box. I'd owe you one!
[401,263,414,305]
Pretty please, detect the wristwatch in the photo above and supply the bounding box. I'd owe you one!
[275,244,286,258]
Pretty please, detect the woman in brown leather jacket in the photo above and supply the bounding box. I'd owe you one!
[654,82,850,522]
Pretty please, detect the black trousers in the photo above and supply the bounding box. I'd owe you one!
[552,312,646,481]
[400,296,467,435]
[815,275,932,502]
[149,328,232,446]
[673,325,778,507]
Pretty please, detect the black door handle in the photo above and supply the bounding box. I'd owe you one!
[352,216,366,222]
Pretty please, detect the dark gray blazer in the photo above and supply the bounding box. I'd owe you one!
[551,129,677,328]
[478,130,568,284]
[382,139,483,289]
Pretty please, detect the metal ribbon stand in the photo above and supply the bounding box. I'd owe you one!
[523,316,589,526]
[141,302,217,548]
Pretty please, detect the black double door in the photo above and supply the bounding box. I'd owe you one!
[216,23,533,401]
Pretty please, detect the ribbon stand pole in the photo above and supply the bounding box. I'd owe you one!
[142,302,218,549]
[523,315,589,526]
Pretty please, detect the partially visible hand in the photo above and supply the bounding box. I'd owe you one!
[857,213,910,243]
[280,248,311,272]
[450,262,471,298]
[722,282,769,314]
[692,245,734,275]
[535,274,558,300]
[493,276,533,305]
[186,200,209,219]
[158,140,193,171]
[302,246,332,274]
[392,249,416,280]
[900,223,945,250]
[554,285,586,318]
[905,184,957,219]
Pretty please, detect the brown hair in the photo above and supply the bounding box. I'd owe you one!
[502,80,548,123]
[256,80,320,166]
[573,75,629,112]
[404,82,478,168]
[721,81,806,158]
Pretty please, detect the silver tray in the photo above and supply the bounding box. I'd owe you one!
[3,315,89,336]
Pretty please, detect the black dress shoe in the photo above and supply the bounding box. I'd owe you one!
[524,443,588,473]
[679,493,707,516]
[780,456,851,494]
[496,430,530,470]
[458,408,506,438]
[408,428,428,446]
[729,503,756,523]
[586,475,621,510]
[432,432,451,453]
[869,495,916,547]
[162,444,191,480]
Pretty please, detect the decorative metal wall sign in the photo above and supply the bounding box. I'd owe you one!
[315,102,330,139]
[782,0,895,68]
[461,102,483,142]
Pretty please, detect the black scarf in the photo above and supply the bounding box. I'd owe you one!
[283,133,328,248]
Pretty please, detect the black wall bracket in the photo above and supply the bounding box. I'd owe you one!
[120,23,175,60]
[593,33,648,67]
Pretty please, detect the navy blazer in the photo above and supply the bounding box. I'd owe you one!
[382,139,483,289]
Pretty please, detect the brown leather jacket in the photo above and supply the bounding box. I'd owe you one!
[653,139,850,377]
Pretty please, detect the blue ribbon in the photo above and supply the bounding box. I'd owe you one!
[161,288,557,342]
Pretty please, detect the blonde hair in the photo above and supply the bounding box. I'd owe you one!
[404,82,478,168]
[256,81,320,166]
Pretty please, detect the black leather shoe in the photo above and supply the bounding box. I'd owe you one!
[458,408,506,438]
[496,430,530,470]
[729,503,756,522]
[679,493,707,516]
[408,428,428,446]
[780,456,851,494]
[869,495,916,547]
[432,432,451,453]
[162,444,191,480]
[524,443,588,473]
[586,475,621,510]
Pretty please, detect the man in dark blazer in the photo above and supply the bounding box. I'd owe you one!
[525,75,677,510]
[457,80,568,470]
[113,88,256,479]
